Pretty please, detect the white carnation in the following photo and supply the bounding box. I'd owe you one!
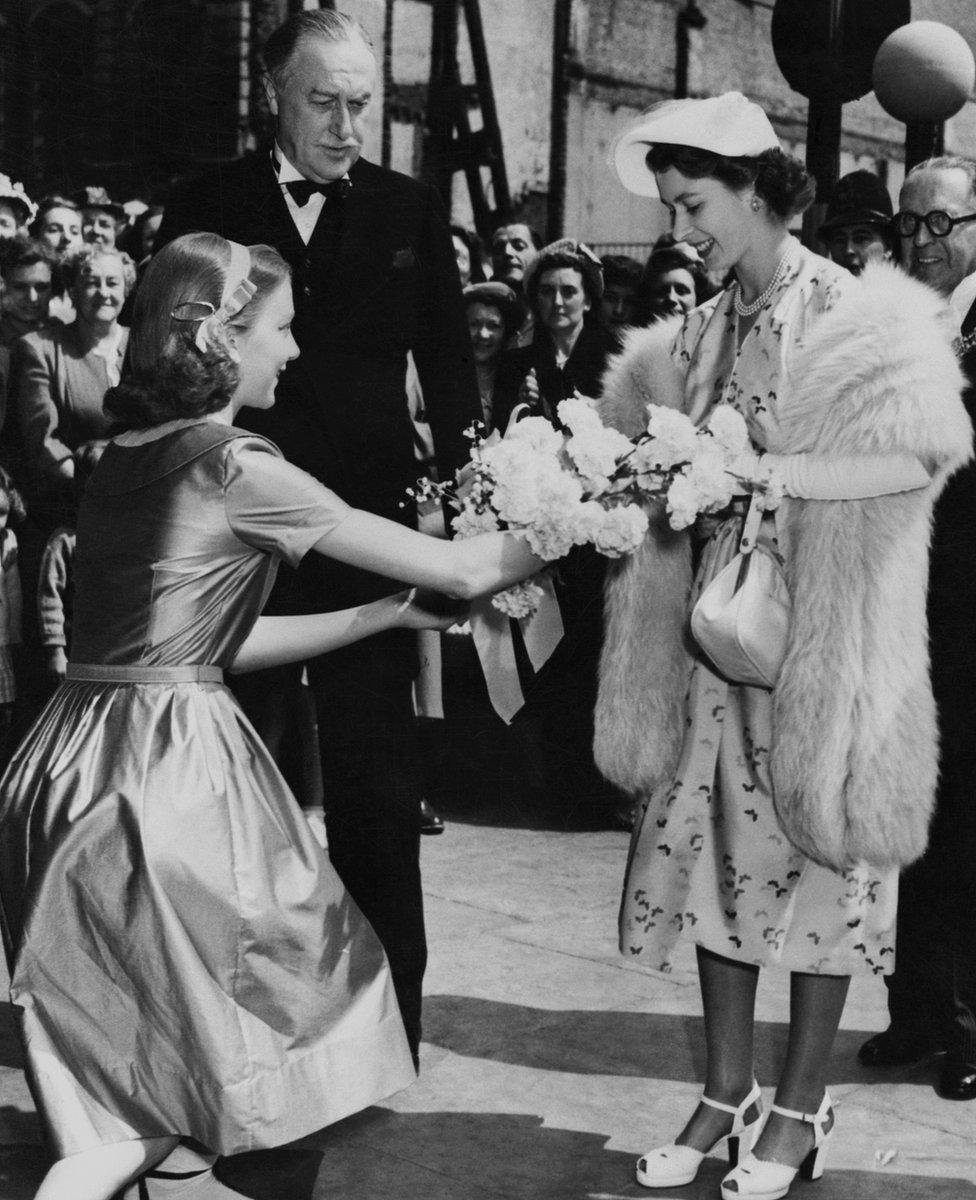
[492,457,582,529]
[565,424,633,494]
[643,405,700,469]
[703,404,750,458]
[557,395,603,435]
[504,415,564,455]
[491,579,546,618]
[592,504,650,558]
[666,471,701,530]
[451,505,501,538]
[687,449,735,512]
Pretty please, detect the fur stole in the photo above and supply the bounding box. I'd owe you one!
[594,319,694,797]
[594,267,973,871]
[769,263,971,870]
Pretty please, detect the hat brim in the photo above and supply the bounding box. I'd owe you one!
[818,211,892,234]
[613,133,664,198]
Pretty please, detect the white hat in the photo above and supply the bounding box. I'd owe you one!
[612,92,782,197]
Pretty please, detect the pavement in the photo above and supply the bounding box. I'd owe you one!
[0,787,974,1199]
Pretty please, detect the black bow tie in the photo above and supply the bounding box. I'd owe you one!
[284,177,351,208]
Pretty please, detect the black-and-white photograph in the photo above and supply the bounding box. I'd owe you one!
[0,1,974,1196]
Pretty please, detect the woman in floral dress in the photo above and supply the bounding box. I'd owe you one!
[598,94,972,1200]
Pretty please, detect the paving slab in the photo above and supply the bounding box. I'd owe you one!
[1,806,973,1198]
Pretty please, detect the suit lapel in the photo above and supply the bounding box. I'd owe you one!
[240,152,307,266]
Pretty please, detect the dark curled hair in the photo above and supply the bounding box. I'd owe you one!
[0,465,26,529]
[104,233,290,429]
[645,144,816,220]
[0,234,60,286]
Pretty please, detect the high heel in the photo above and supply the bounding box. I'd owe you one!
[720,1091,833,1200]
[636,1080,763,1188]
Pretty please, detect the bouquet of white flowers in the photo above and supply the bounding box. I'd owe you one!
[411,396,774,617]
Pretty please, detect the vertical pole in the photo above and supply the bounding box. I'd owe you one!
[904,121,944,173]
[463,0,511,229]
[802,0,843,248]
[381,0,394,169]
[547,0,572,243]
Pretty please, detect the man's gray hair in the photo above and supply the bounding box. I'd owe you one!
[262,10,373,87]
[904,155,976,203]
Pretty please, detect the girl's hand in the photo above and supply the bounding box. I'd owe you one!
[46,646,68,681]
[394,588,468,631]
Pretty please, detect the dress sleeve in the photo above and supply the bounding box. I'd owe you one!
[223,439,353,567]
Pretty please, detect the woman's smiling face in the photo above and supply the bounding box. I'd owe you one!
[656,167,754,278]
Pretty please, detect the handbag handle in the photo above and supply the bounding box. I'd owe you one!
[733,492,765,590]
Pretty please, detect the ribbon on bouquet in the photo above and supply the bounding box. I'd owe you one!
[469,576,565,723]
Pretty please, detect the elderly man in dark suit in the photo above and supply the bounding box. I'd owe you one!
[157,9,480,1066]
[859,156,976,1101]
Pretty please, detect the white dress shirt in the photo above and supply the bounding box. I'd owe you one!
[273,144,350,245]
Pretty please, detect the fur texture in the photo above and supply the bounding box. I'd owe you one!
[594,264,973,871]
[594,319,693,796]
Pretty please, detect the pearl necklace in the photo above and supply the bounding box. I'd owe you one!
[733,246,795,318]
[954,328,976,358]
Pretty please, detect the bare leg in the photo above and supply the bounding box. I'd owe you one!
[34,1136,179,1200]
[751,971,850,1165]
[676,946,761,1149]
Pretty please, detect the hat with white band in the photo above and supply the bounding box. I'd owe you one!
[612,92,782,198]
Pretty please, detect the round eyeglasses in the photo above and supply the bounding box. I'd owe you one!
[893,209,976,239]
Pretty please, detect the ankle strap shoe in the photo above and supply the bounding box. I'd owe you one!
[636,1080,763,1188]
[720,1091,833,1200]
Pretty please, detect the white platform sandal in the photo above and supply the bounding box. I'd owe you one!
[635,1080,763,1189]
[720,1091,833,1200]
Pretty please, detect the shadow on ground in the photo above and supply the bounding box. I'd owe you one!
[218,1107,976,1200]
[421,995,950,1089]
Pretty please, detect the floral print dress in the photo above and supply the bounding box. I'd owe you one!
[620,244,898,977]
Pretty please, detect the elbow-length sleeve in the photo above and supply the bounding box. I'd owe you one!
[222,439,353,567]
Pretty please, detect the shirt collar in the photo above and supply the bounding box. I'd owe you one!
[272,144,351,188]
[949,271,976,328]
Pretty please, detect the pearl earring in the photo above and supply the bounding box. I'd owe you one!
[750,196,762,212]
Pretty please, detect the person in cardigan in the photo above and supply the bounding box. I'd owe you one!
[857,156,976,1102]
[598,94,971,1199]
[155,9,480,1066]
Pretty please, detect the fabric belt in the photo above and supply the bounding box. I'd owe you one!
[66,663,224,684]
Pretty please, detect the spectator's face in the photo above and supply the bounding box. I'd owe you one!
[600,282,638,329]
[646,267,696,319]
[140,212,163,259]
[266,34,375,183]
[535,267,589,335]
[491,225,537,284]
[232,280,300,411]
[824,223,890,276]
[74,253,127,326]
[82,208,118,249]
[466,302,506,365]
[899,168,976,297]
[0,203,21,240]
[2,262,53,325]
[453,235,472,287]
[37,206,82,257]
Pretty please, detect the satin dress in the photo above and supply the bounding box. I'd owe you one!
[0,419,415,1158]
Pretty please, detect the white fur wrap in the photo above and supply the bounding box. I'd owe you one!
[594,265,973,871]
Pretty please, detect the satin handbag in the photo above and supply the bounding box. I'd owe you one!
[690,495,791,690]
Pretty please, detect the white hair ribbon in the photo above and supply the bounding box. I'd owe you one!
[193,241,258,351]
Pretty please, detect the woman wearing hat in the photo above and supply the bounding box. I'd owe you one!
[817,169,895,277]
[463,280,521,427]
[72,186,126,251]
[597,93,970,1199]
[0,175,36,242]
[492,238,619,431]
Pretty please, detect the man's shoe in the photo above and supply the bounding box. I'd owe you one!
[937,1058,976,1101]
[419,798,445,835]
[858,1028,944,1068]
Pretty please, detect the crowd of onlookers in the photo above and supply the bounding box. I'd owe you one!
[0,164,898,825]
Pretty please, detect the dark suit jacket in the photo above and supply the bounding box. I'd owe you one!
[157,152,479,610]
[491,321,620,433]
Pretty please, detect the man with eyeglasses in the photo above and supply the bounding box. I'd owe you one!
[858,156,976,1102]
